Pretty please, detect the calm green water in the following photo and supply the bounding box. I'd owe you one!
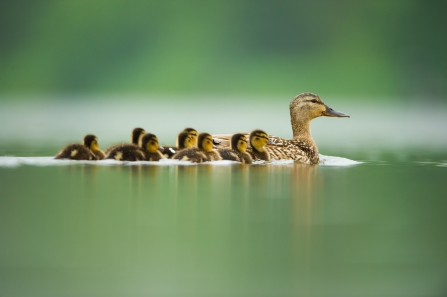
[1,157,446,297]
[1,98,446,296]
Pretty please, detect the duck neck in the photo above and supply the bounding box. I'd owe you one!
[291,116,313,140]
[292,116,318,151]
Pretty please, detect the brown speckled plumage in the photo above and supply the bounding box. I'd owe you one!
[213,93,349,164]
[106,133,163,161]
[55,134,103,160]
[172,132,220,163]
[105,144,146,161]
[171,147,209,163]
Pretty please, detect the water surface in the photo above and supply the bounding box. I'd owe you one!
[1,157,446,297]
[1,97,446,296]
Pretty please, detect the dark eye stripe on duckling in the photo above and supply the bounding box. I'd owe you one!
[254,134,268,140]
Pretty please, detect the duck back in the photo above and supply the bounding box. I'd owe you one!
[55,144,97,160]
[105,144,146,161]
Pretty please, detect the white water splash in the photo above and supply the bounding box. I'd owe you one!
[0,155,361,168]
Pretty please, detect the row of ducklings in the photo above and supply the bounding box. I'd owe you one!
[55,127,271,164]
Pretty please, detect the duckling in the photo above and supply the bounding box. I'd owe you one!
[104,127,145,155]
[171,131,207,162]
[218,133,252,164]
[161,127,198,158]
[199,132,222,161]
[106,133,164,161]
[55,134,104,160]
[213,93,349,164]
[247,129,270,161]
[140,133,164,161]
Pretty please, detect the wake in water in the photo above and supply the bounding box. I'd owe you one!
[0,155,361,168]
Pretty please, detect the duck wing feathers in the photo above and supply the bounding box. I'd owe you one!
[213,134,318,164]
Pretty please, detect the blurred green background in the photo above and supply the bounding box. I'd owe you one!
[1,0,446,99]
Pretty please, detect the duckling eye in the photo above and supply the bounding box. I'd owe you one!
[311,99,318,103]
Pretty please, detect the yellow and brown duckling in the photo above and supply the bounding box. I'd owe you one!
[171,131,206,162]
[106,133,164,161]
[218,133,252,164]
[213,93,349,164]
[172,132,221,163]
[161,127,198,158]
[55,134,104,160]
[247,129,270,161]
[140,133,164,161]
[199,132,222,161]
[104,127,146,155]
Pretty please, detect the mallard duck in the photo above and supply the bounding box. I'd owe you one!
[247,129,270,161]
[161,127,198,158]
[55,134,104,160]
[104,127,145,155]
[171,132,221,163]
[106,133,164,161]
[218,133,252,164]
[213,93,349,164]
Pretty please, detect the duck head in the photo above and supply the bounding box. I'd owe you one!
[131,127,146,145]
[141,133,161,153]
[183,128,198,146]
[289,93,349,141]
[249,130,269,152]
[83,134,100,152]
[177,130,197,149]
[290,93,349,120]
[231,133,248,153]
[198,133,214,152]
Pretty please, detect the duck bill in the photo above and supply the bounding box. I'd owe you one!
[323,105,350,118]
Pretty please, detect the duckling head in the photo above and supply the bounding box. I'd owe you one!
[131,127,146,145]
[177,130,196,149]
[198,133,214,152]
[231,133,248,153]
[83,134,100,152]
[183,127,198,146]
[249,130,269,152]
[290,93,349,140]
[141,133,160,153]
